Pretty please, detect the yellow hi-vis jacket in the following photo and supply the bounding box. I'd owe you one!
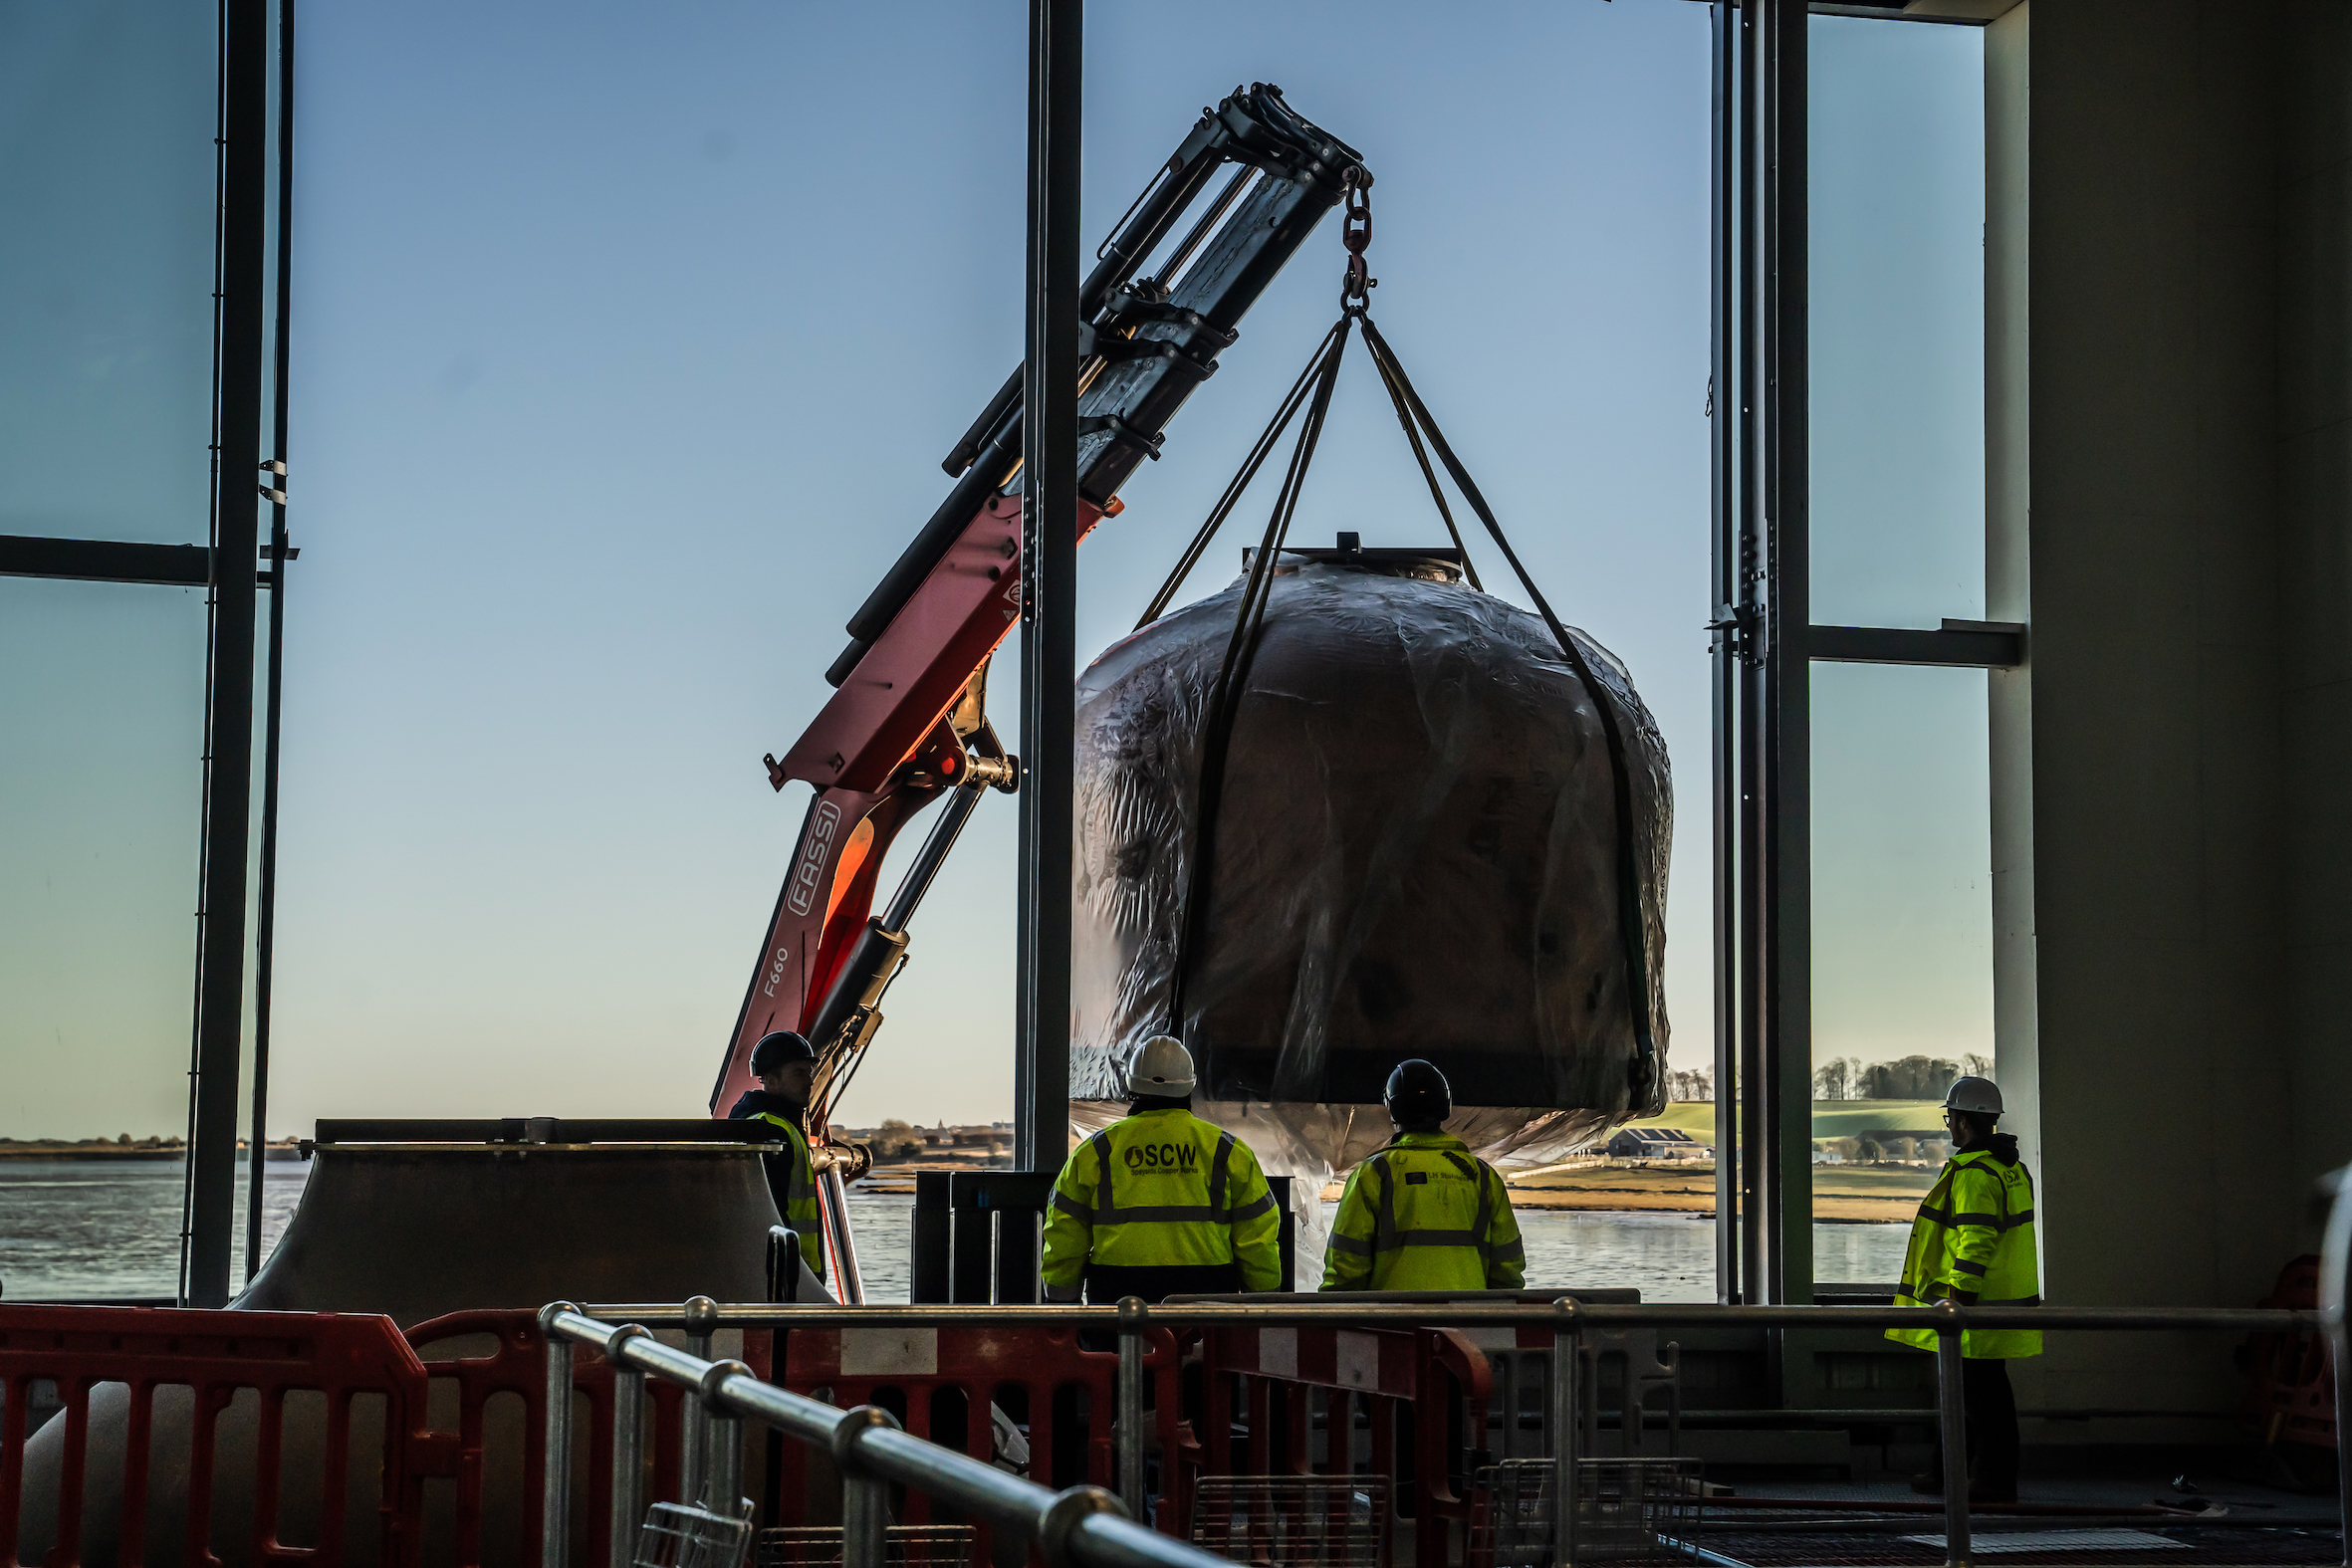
[1887,1141,2039,1359]
[1321,1132,1526,1292]
[749,1113,827,1284]
[1040,1108,1284,1302]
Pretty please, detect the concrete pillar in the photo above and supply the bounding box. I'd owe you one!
[1985,0,2037,1226]
[1988,0,2352,1422]
[2277,0,2352,1232]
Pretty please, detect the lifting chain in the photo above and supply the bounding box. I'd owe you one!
[1142,180,1661,1104]
[1341,170,1375,309]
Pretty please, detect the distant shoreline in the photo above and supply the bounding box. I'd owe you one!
[1503,1158,1928,1224]
[0,1145,306,1162]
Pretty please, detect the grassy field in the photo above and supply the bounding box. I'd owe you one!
[1632,1100,1950,1140]
[1502,1103,1947,1223]
[1504,1159,1934,1223]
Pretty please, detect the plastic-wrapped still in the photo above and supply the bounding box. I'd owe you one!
[1069,547,1671,1193]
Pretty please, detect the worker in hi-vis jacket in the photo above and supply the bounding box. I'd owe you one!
[1888,1074,2040,1503]
[1041,1036,1284,1304]
[726,1029,826,1286]
[1321,1059,1526,1292]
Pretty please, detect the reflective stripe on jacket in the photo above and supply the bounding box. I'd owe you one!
[749,1112,827,1283]
[1040,1109,1283,1302]
[1886,1144,2038,1359]
[1320,1132,1526,1292]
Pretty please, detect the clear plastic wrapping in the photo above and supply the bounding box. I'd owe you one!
[1068,554,1673,1205]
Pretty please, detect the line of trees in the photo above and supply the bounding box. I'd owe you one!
[1812,1052,1993,1101]
[1656,1054,1996,1104]
[1663,1067,1713,1102]
[1823,1134,1935,1164]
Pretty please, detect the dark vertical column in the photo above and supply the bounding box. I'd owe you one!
[950,1175,994,1303]
[246,0,296,1283]
[1759,0,1812,1308]
[187,0,272,1309]
[1708,0,1742,1307]
[1735,0,1768,1311]
[1013,0,1081,1175]
[910,1172,952,1303]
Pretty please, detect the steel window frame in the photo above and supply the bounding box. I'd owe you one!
[1013,0,1082,1172]
[1712,0,1815,1311]
[1711,0,2010,1314]
[3,0,283,1306]
[0,537,217,587]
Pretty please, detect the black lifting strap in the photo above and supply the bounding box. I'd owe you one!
[1159,308,1354,1036]
[1356,314,1659,1100]
[1143,197,1657,1102]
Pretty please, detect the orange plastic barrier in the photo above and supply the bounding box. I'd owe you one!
[404,1309,774,1567]
[772,1322,1186,1549]
[1194,1323,1494,1568]
[2241,1255,2337,1451]
[0,1304,786,1568]
[0,1304,439,1568]
[6,1304,1215,1568]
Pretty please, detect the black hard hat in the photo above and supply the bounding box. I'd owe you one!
[1383,1059,1452,1124]
[751,1030,817,1075]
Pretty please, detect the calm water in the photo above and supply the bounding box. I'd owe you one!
[0,1160,311,1300]
[843,1193,1906,1303]
[0,1164,1906,1303]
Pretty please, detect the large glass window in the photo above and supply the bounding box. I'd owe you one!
[0,582,208,1128]
[1806,16,1992,1253]
[0,0,220,546]
[1808,16,1986,630]
[1,0,228,1298]
[1810,663,1994,1224]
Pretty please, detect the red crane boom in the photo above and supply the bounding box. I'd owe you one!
[709,87,1370,1164]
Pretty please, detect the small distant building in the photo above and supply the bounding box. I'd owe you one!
[1605,1127,1712,1161]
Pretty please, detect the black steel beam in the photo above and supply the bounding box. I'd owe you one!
[1732,0,1767,1312]
[247,0,298,1284]
[1807,620,2024,668]
[1760,0,1814,1314]
[0,536,211,587]
[1714,0,1814,1316]
[312,1118,791,1145]
[1806,3,1993,22]
[1013,0,1080,1174]
[1708,0,1742,1308]
[1684,0,2000,21]
[184,0,272,1310]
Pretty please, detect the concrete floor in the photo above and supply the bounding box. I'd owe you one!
[1670,1469,2342,1568]
[1705,1471,2335,1522]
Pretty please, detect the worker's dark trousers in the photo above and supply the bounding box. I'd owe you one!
[1932,1357,2020,1494]
[1081,1261,1243,1305]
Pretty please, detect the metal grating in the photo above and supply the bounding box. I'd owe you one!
[1474,1457,1707,1565]
[755,1525,978,1568]
[1190,1474,1391,1568]
[1692,1527,2344,1567]
[1902,1530,2188,1553]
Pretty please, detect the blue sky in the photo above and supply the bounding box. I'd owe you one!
[1,1,1990,1138]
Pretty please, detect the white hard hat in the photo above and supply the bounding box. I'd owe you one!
[1942,1075,2002,1116]
[1132,1035,1197,1096]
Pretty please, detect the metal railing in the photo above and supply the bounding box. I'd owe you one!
[555,1297,2352,1568]
[546,1296,2347,1568]
[540,1299,1222,1568]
